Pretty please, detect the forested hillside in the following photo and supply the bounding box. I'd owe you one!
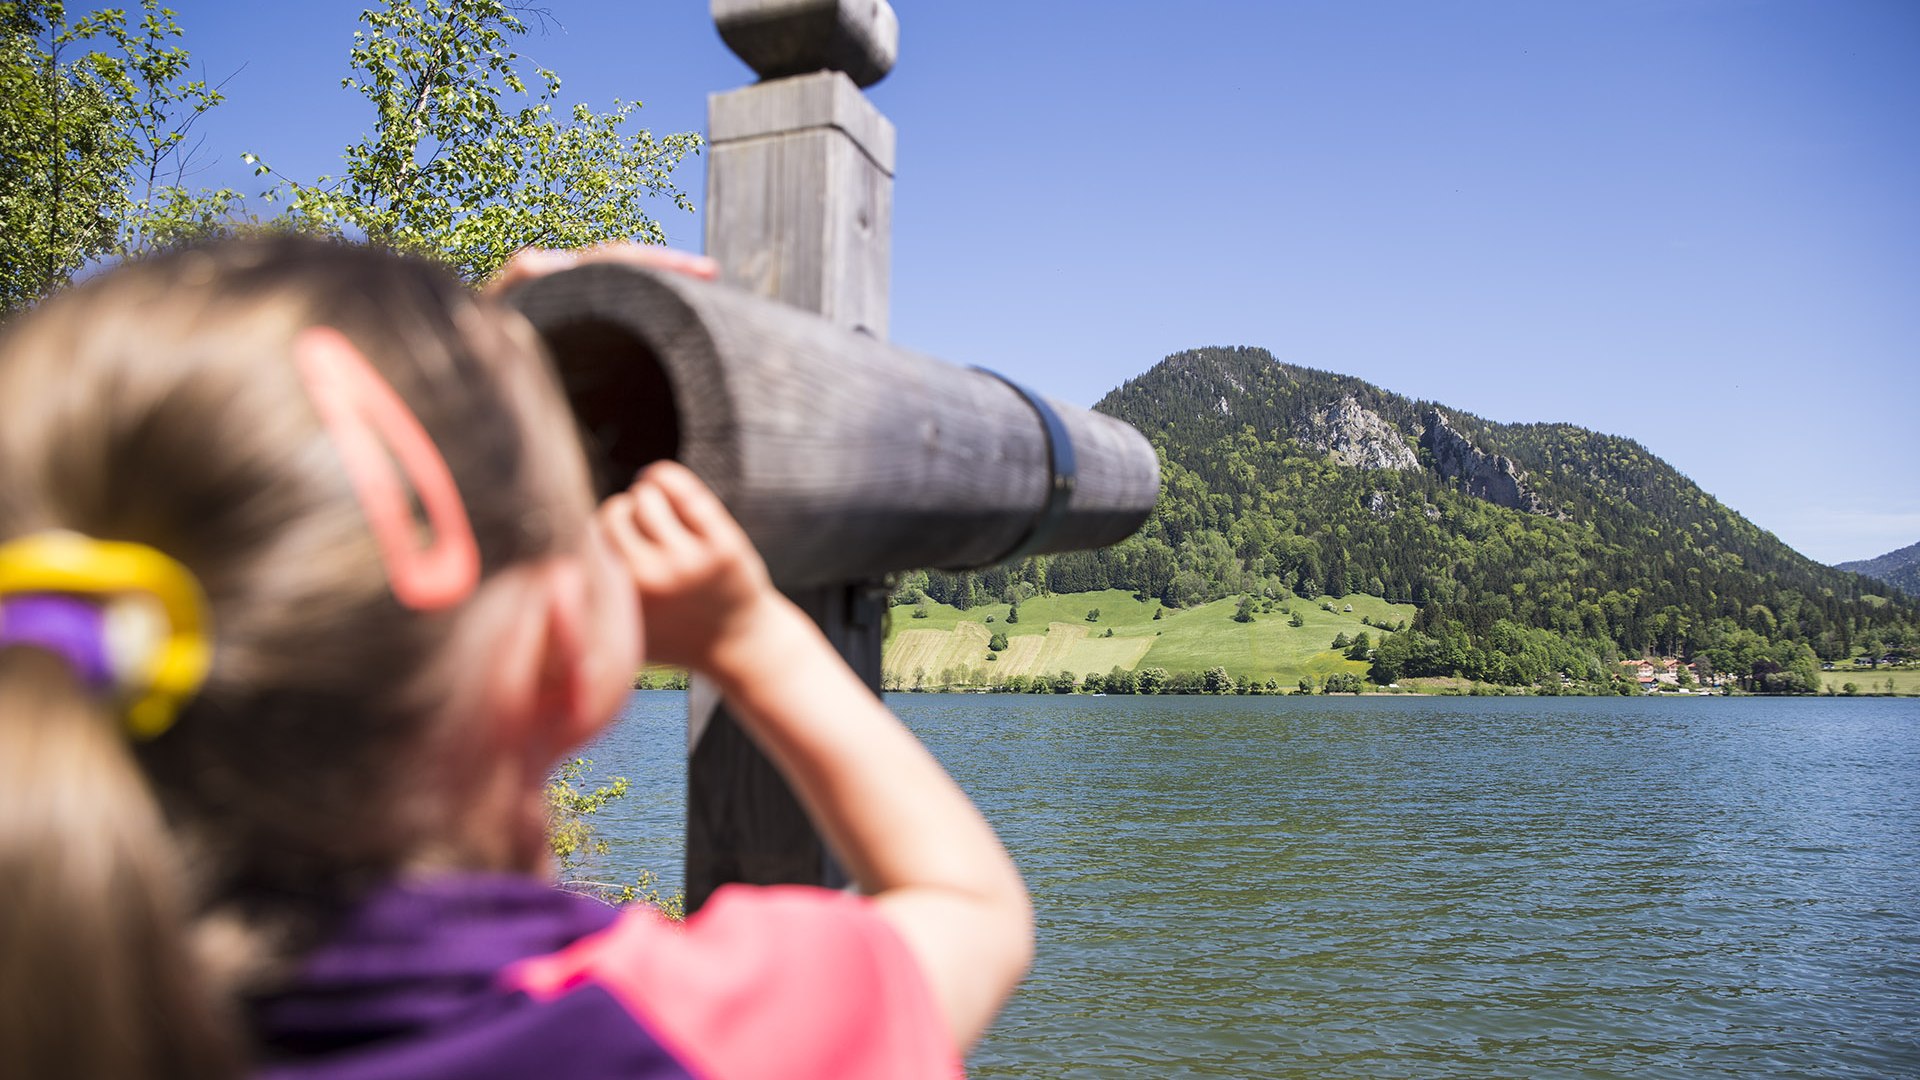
[1838,541,1920,598]
[901,347,1918,692]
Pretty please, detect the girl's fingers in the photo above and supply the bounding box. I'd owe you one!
[483,248,578,294]
[640,462,742,546]
[629,479,691,550]
[598,494,652,570]
[485,245,718,296]
[584,245,719,281]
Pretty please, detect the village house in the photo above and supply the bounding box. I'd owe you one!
[1620,657,1713,691]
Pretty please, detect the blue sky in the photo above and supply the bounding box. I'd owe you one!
[112,1,1917,564]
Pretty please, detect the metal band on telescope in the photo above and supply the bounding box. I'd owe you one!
[974,368,1078,564]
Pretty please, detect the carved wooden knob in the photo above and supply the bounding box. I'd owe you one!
[713,0,899,88]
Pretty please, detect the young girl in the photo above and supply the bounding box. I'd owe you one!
[0,237,1032,1078]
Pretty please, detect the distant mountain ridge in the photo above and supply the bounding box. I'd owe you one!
[1079,346,1912,682]
[1838,541,1920,597]
[907,346,1915,690]
[1099,347,1818,558]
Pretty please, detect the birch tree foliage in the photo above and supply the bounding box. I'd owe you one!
[1,0,234,312]
[253,0,702,282]
[111,0,241,255]
[1,1,126,311]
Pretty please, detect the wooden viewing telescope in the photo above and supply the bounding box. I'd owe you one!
[509,267,1159,585]
[507,0,1159,910]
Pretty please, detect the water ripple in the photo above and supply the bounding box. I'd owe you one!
[588,693,1920,1078]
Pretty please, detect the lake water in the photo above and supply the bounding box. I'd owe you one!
[583,694,1920,1078]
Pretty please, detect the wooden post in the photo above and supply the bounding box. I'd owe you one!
[504,1,1158,911]
[691,0,902,909]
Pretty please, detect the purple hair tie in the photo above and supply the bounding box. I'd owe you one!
[0,594,115,689]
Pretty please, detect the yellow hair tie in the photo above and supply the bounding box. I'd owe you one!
[0,532,212,739]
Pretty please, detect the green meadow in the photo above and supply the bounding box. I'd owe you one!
[883,589,1417,689]
[1820,667,1920,696]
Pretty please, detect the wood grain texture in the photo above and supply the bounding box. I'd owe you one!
[676,50,903,911]
[630,19,1147,909]
[707,74,894,338]
[684,685,845,899]
[709,71,896,170]
[505,265,1162,589]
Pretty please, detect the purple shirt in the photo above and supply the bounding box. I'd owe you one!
[249,873,959,1080]
[252,874,687,1079]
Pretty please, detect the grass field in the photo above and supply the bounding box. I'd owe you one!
[1820,667,1920,695]
[883,589,1416,689]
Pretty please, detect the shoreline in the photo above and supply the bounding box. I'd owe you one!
[632,685,1912,700]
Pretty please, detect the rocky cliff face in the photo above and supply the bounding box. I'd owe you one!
[1420,410,1549,514]
[1301,395,1419,471]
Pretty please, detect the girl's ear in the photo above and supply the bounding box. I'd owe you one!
[467,557,608,761]
[466,545,636,765]
[533,558,614,755]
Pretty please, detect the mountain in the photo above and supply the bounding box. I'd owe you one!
[1837,541,1920,598]
[907,346,1916,692]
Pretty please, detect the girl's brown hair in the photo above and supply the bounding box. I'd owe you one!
[0,237,592,1076]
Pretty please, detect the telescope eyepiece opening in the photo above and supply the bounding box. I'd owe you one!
[543,318,682,499]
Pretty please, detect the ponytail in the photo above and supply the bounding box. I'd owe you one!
[0,237,598,1073]
[0,648,239,1078]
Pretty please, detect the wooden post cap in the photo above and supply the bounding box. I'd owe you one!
[713,0,899,88]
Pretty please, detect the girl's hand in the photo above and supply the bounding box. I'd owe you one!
[597,461,783,674]
[486,244,718,295]
[602,469,1032,1052]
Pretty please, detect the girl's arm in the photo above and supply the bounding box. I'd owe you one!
[599,462,1033,1050]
